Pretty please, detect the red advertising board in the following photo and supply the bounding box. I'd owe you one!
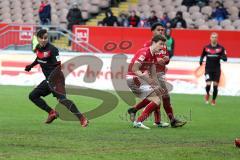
[0,24,34,49]
[73,26,240,57]
[0,24,239,58]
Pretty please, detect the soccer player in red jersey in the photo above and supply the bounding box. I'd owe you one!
[25,29,88,127]
[127,35,166,129]
[128,22,187,128]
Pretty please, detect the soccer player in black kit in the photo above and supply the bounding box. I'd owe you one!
[199,32,227,105]
[25,29,88,127]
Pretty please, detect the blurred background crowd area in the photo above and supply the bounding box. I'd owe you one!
[0,0,240,31]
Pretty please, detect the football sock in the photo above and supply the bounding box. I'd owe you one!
[154,107,160,124]
[137,102,158,122]
[213,85,218,100]
[206,84,211,95]
[59,99,83,120]
[162,96,174,121]
[134,98,150,111]
[29,94,52,113]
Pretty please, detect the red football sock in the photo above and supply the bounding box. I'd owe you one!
[137,102,158,122]
[134,98,151,111]
[154,106,161,124]
[162,96,174,121]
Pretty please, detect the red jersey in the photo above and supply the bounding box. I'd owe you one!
[143,40,169,73]
[128,47,156,75]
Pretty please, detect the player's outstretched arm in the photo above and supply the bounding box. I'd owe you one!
[25,58,38,72]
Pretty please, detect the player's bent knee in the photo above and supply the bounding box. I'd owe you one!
[29,92,39,101]
[149,97,161,105]
[57,95,67,102]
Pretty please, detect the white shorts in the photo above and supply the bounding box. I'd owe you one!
[126,75,154,99]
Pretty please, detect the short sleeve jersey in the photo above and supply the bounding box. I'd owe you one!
[128,47,156,75]
[144,40,169,73]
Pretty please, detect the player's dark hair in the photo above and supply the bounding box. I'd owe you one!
[152,35,166,43]
[151,22,164,31]
[36,29,48,38]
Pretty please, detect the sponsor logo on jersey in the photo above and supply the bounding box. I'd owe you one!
[36,50,51,59]
[138,55,145,62]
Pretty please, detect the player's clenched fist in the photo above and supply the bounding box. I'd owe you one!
[25,65,33,72]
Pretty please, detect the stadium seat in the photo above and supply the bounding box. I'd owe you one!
[141,5,151,13]
[89,5,100,14]
[139,0,148,6]
[99,0,110,9]
[149,0,160,6]
[80,3,92,12]
[211,25,222,30]
[189,6,200,15]
[232,20,240,28]
[82,11,90,20]
[224,25,235,30]
[175,5,187,12]
[223,0,234,9]
[173,0,183,7]
[207,19,219,28]
[161,0,172,7]
[91,0,101,6]
[228,6,239,15]
[198,24,209,30]
[164,6,175,13]
[23,13,34,21]
[0,7,11,14]
[229,14,239,21]
[128,4,138,12]
[152,5,163,13]
[183,11,191,19]
[201,6,212,17]
[185,18,194,28]
[191,12,203,21]
[220,19,232,28]
[195,19,205,27]
[0,0,10,7]
[168,11,176,19]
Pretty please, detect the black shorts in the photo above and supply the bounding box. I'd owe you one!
[33,80,66,99]
[205,70,221,82]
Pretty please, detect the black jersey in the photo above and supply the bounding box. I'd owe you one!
[200,44,227,72]
[33,43,61,79]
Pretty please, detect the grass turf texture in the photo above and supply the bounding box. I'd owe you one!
[0,85,240,160]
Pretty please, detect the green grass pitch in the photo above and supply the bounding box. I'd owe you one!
[0,85,240,160]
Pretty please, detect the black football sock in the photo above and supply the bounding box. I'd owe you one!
[59,99,83,120]
[206,84,211,95]
[213,86,218,100]
[29,97,52,113]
